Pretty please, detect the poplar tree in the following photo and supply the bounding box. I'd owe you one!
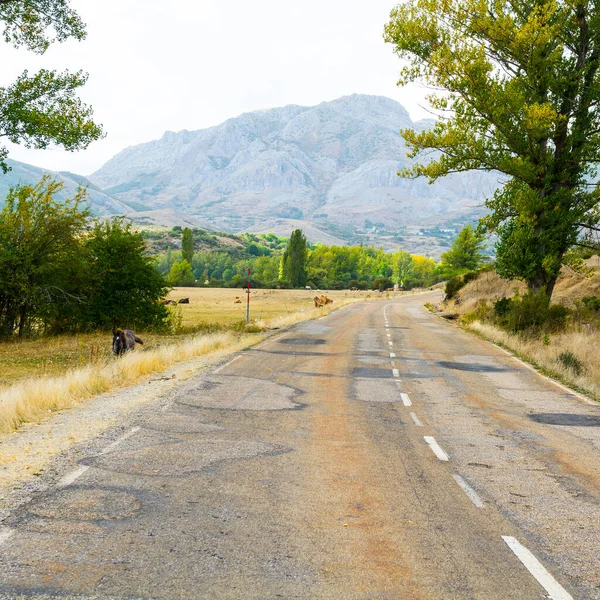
[385,0,600,297]
[281,229,308,287]
[182,227,194,264]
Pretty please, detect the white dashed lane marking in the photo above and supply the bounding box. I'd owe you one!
[100,426,140,455]
[388,341,393,347]
[410,412,423,427]
[453,474,484,508]
[0,528,14,546]
[392,368,400,378]
[401,393,412,406]
[424,436,449,461]
[57,465,90,488]
[390,352,396,358]
[502,536,573,600]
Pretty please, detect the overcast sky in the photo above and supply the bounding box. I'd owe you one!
[1,0,429,176]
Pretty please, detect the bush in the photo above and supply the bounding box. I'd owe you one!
[495,292,569,335]
[557,351,585,375]
[462,300,492,325]
[582,296,600,312]
[445,276,465,299]
[493,297,513,317]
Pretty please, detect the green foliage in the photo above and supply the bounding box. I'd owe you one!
[0,181,169,335]
[0,176,88,336]
[78,220,170,331]
[0,1,103,172]
[440,226,486,275]
[557,352,585,376]
[384,0,600,296]
[167,260,195,286]
[494,292,569,335]
[582,296,600,312]
[181,227,194,264]
[281,229,308,288]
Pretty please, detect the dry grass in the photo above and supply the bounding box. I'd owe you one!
[467,322,600,400]
[440,263,600,401]
[0,332,257,434]
[167,287,381,327]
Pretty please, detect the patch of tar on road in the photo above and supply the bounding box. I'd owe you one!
[352,367,394,379]
[175,375,304,411]
[438,360,509,373]
[138,412,224,434]
[82,439,292,478]
[279,337,326,346]
[530,413,600,427]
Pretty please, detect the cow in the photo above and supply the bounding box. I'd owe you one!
[112,329,144,356]
[234,297,242,304]
[313,295,334,308]
[162,299,177,305]
[178,298,190,304]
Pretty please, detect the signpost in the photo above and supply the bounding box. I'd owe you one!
[246,267,251,324]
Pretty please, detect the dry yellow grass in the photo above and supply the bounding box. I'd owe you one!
[167,287,378,327]
[0,332,254,434]
[441,264,600,401]
[467,322,600,400]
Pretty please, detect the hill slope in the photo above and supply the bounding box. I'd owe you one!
[0,160,134,216]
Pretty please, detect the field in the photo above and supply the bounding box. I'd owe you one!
[0,288,382,391]
[167,287,374,327]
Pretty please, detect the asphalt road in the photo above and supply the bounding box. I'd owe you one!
[1,294,599,599]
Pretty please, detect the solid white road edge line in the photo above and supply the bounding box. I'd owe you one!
[410,412,423,427]
[401,393,412,406]
[392,368,400,378]
[0,528,14,546]
[100,426,141,456]
[57,465,89,488]
[424,436,449,461]
[452,474,484,508]
[502,536,573,600]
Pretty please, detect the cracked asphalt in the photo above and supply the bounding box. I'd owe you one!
[1,293,599,599]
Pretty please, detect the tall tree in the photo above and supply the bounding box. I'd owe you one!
[0,0,103,172]
[281,229,308,287]
[392,248,414,286]
[385,0,600,297]
[0,176,88,336]
[81,219,170,331]
[441,225,486,273]
[182,227,194,264]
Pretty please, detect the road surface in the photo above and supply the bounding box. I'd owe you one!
[1,294,599,599]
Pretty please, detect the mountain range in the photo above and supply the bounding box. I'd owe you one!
[2,95,501,255]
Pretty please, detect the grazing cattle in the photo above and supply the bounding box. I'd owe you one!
[178,298,190,304]
[234,297,242,304]
[313,295,334,308]
[112,329,143,356]
[162,299,177,306]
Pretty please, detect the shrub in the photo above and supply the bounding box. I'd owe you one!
[582,296,600,312]
[557,351,585,376]
[495,292,569,335]
[445,276,465,299]
[493,297,513,317]
[462,300,492,325]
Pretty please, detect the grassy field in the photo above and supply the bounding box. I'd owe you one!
[0,288,384,390]
[167,287,374,327]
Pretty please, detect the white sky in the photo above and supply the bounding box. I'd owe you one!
[1,0,430,176]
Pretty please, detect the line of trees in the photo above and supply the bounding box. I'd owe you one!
[156,226,486,290]
[0,178,169,337]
